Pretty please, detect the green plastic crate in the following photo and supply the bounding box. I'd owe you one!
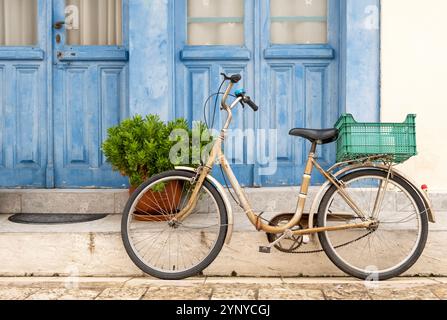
[335,114,417,164]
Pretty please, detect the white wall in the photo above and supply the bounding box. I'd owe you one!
[381,0,447,191]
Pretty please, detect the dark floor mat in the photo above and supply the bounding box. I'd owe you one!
[8,213,108,225]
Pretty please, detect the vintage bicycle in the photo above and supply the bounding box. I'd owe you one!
[121,74,435,281]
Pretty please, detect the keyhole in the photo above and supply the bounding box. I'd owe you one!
[56,34,61,44]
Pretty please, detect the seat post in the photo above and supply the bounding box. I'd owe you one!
[292,142,318,226]
[300,142,317,197]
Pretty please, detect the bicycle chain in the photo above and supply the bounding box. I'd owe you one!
[288,230,376,254]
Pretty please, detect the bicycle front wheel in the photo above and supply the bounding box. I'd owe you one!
[318,169,428,280]
[122,170,228,280]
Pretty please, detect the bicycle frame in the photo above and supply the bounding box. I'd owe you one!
[175,81,375,236]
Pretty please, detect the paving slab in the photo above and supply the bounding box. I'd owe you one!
[143,286,212,300]
[368,288,440,300]
[431,287,447,300]
[322,284,371,300]
[205,277,283,285]
[430,277,447,284]
[258,287,325,300]
[26,288,104,300]
[125,277,205,287]
[96,287,147,300]
[57,289,103,300]
[27,288,68,300]
[210,285,257,300]
[281,277,361,285]
[0,287,38,300]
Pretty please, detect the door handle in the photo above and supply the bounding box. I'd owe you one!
[53,21,65,29]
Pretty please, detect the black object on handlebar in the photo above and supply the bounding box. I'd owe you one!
[221,73,242,84]
[243,96,259,112]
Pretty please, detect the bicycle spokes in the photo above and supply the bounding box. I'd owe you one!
[320,173,424,275]
[125,175,225,275]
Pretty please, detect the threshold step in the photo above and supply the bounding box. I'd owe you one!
[0,187,319,215]
[0,189,129,215]
[1,188,446,215]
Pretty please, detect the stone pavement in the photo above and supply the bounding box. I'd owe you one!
[0,277,446,300]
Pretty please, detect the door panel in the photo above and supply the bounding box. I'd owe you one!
[16,66,41,167]
[0,0,48,188]
[52,0,128,188]
[53,62,128,188]
[1,64,47,186]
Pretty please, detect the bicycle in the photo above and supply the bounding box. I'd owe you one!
[121,73,436,281]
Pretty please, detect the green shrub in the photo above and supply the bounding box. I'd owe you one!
[102,114,212,187]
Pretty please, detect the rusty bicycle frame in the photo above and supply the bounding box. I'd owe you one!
[174,81,376,236]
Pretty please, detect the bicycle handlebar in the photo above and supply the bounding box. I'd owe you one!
[220,73,259,112]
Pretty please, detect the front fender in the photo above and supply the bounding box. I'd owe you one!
[175,166,234,244]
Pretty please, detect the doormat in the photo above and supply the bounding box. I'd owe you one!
[8,214,108,225]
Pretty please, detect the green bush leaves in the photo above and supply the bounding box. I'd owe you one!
[102,114,212,186]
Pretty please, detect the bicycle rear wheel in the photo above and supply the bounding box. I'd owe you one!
[318,169,428,280]
[121,170,228,280]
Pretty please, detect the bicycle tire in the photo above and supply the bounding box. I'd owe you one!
[318,169,428,281]
[121,170,228,280]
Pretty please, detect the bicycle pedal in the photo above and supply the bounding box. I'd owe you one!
[259,246,271,254]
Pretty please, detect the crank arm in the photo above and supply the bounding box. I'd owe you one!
[259,229,293,254]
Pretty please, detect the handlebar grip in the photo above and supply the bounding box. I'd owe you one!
[221,73,241,84]
[244,96,259,112]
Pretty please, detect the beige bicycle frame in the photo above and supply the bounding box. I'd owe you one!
[175,81,374,236]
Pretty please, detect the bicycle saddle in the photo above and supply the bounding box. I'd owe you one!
[289,128,339,145]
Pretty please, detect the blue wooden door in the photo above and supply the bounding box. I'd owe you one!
[175,0,340,187]
[257,0,340,186]
[174,0,256,186]
[52,0,129,188]
[0,0,49,188]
